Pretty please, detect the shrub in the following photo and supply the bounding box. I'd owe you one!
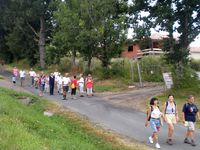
[190,59,200,71]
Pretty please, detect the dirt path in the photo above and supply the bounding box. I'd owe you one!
[100,86,165,111]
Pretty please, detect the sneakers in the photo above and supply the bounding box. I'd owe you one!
[149,136,153,144]
[155,143,161,149]
[167,139,173,145]
[191,140,196,146]
[184,138,191,144]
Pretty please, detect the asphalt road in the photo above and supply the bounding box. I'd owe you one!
[1,71,200,150]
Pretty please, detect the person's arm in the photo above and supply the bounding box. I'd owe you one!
[196,112,200,120]
[182,104,186,123]
[145,107,151,127]
[175,104,179,121]
[163,102,167,122]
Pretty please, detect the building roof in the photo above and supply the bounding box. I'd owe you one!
[190,47,200,53]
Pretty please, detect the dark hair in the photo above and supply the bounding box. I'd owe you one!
[74,75,76,79]
[168,94,174,98]
[150,97,158,105]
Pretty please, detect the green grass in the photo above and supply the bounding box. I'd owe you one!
[94,80,127,92]
[0,87,150,150]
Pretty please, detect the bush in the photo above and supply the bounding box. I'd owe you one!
[190,59,200,71]
[171,66,199,89]
[140,56,164,82]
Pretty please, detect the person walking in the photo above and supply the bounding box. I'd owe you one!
[38,74,45,97]
[71,75,78,99]
[78,74,84,97]
[163,94,178,145]
[29,68,36,87]
[49,73,55,95]
[182,95,200,146]
[12,66,18,86]
[145,97,164,149]
[19,69,26,87]
[62,73,70,100]
[85,74,93,97]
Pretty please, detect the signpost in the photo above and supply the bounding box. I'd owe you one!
[163,72,173,89]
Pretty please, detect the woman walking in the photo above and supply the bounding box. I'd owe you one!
[145,97,164,149]
[163,94,178,145]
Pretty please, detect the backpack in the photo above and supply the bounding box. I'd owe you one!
[147,106,154,121]
[71,83,75,89]
[165,101,176,114]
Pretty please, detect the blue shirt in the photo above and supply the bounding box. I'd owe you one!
[182,103,198,122]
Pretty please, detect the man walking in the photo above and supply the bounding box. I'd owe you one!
[49,73,55,95]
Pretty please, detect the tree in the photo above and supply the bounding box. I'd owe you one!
[0,0,57,68]
[129,0,200,87]
[53,0,81,66]
[93,0,127,68]
[53,0,128,70]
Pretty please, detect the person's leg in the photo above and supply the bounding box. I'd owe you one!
[62,86,66,100]
[168,123,174,137]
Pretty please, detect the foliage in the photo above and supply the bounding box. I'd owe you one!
[171,66,199,89]
[53,0,128,69]
[190,59,200,71]
[129,0,200,87]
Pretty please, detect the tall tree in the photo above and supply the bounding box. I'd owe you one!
[0,0,57,68]
[130,0,200,87]
[53,0,81,66]
[53,0,128,69]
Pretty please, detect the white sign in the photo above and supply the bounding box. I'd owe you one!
[163,72,173,89]
[196,72,200,80]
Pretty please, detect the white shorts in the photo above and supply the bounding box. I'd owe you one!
[185,121,195,131]
[165,114,177,124]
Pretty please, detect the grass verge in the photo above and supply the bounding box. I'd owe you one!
[0,87,151,150]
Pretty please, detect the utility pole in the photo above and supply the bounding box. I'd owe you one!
[134,57,143,87]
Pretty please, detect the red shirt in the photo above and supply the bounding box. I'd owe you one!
[86,79,93,88]
[71,79,78,88]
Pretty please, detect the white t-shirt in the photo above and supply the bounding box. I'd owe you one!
[78,77,84,87]
[54,72,59,81]
[151,107,162,119]
[29,71,36,77]
[58,77,63,84]
[19,70,26,78]
[62,77,70,85]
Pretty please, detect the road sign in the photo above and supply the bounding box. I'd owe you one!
[163,72,173,89]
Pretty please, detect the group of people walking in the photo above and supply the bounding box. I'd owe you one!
[12,67,94,99]
[146,95,200,149]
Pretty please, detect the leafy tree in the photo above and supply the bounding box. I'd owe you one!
[53,0,127,70]
[53,0,81,66]
[93,0,127,68]
[0,0,58,68]
[129,0,200,87]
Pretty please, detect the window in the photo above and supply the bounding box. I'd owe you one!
[128,45,133,52]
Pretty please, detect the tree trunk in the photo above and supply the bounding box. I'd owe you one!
[87,54,92,71]
[72,48,76,66]
[39,16,45,69]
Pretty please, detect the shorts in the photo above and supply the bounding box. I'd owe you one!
[185,121,195,131]
[40,84,45,92]
[63,86,69,93]
[150,118,161,133]
[165,114,177,124]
